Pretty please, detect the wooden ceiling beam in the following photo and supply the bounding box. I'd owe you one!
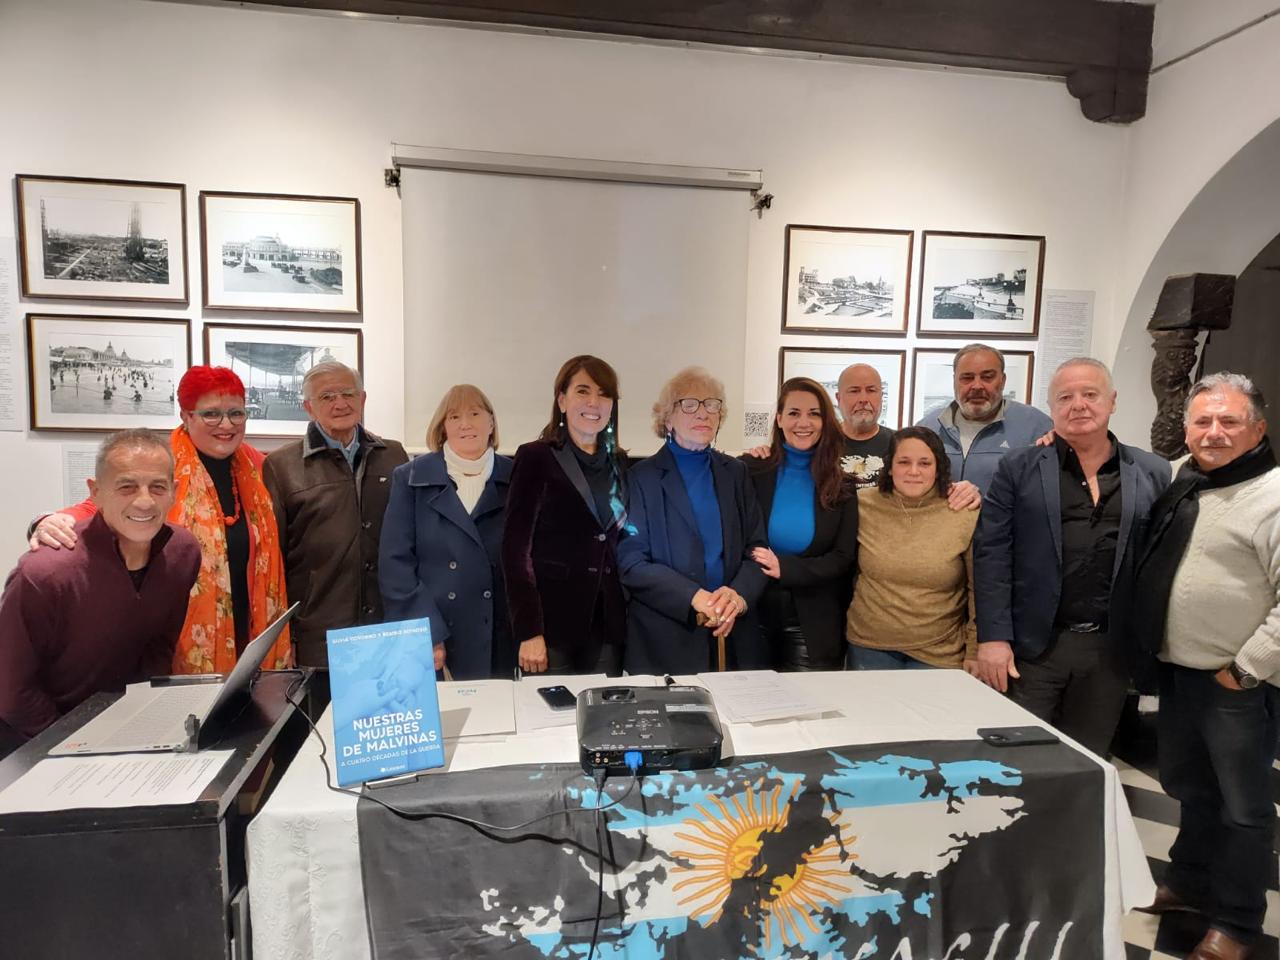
[234,0,1155,122]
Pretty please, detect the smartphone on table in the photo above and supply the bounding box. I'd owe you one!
[977,725,1060,747]
[538,685,577,711]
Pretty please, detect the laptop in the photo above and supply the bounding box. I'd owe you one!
[49,602,299,756]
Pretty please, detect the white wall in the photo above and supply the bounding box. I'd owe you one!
[0,0,1134,539]
[1106,0,1280,442]
[1151,0,1280,66]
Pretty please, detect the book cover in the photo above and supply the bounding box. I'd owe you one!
[326,618,444,787]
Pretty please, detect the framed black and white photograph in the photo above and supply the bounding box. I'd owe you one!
[909,348,1036,423]
[202,323,363,437]
[778,346,906,429]
[16,175,188,303]
[199,191,362,315]
[916,231,1045,338]
[781,225,913,335]
[27,314,191,432]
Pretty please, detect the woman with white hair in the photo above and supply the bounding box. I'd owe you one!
[379,384,514,680]
[618,367,769,674]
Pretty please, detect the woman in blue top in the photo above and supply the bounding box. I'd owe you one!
[618,367,769,675]
[745,377,859,671]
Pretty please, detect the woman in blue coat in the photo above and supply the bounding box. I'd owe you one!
[618,366,769,675]
[379,384,514,680]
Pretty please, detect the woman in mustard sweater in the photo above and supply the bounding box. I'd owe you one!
[846,426,980,671]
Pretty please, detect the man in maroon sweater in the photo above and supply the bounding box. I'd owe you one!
[0,429,201,740]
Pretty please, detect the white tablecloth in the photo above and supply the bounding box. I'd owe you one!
[247,670,1153,960]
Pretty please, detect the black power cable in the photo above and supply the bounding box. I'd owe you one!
[589,785,606,960]
[282,675,640,956]
[282,681,640,833]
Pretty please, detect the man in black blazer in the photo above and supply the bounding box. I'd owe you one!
[973,358,1171,756]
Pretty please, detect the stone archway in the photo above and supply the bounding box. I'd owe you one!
[1110,116,1280,447]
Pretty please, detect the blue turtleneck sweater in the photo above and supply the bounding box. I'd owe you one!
[667,438,724,589]
[768,443,816,555]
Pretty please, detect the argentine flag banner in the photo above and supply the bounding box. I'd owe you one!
[357,738,1103,959]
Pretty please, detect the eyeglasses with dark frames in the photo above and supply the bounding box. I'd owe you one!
[195,408,248,426]
[674,397,724,415]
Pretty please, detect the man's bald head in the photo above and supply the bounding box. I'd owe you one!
[837,364,884,439]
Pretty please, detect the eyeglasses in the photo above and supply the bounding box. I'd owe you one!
[674,397,723,415]
[195,408,248,426]
[315,389,359,404]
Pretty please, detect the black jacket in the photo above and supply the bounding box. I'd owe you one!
[501,441,627,670]
[974,440,1171,659]
[745,458,859,666]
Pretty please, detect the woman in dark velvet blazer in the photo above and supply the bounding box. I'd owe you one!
[379,384,513,681]
[744,377,858,671]
[618,367,770,676]
[502,356,629,676]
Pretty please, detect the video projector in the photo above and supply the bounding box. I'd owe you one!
[577,685,723,776]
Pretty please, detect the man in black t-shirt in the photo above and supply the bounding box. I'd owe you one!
[837,364,895,489]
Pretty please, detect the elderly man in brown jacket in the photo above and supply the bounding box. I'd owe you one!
[263,361,408,668]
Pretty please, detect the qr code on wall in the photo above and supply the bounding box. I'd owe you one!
[743,408,772,442]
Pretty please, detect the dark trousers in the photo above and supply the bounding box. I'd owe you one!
[1158,664,1279,942]
[1007,629,1128,756]
[546,641,622,677]
[760,590,842,672]
[544,591,623,677]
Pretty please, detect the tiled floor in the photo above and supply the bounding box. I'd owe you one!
[1113,708,1279,959]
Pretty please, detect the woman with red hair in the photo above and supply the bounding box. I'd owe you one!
[29,366,292,673]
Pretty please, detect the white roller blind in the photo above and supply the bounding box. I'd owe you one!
[400,167,749,455]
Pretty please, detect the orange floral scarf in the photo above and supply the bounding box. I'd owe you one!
[169,426,292,674]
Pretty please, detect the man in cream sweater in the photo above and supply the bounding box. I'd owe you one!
[1131,372,1279,960]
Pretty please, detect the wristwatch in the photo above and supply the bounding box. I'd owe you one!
[1228,661,1261,690]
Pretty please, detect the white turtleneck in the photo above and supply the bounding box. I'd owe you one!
[443,444,495,514]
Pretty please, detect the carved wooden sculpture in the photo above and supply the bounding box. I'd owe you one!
[1147,273,1235,459]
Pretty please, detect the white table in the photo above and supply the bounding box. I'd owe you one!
[247,670,1153,960]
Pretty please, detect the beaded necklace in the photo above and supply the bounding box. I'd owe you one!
[222,474,242,527]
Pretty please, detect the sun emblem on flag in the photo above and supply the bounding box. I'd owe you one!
[671,781,799,924]
[670,778,859,948]
[758,826,860,953]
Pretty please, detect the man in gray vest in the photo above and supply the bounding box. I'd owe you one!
[1131,373,1279,960]
[263,361,408,668]
[917,343,1053,493]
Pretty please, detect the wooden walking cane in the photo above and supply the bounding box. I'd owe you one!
[698,610,728,672]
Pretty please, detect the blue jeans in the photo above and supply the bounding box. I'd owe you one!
[1158,664,1280,942]
[846,646,935,670]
